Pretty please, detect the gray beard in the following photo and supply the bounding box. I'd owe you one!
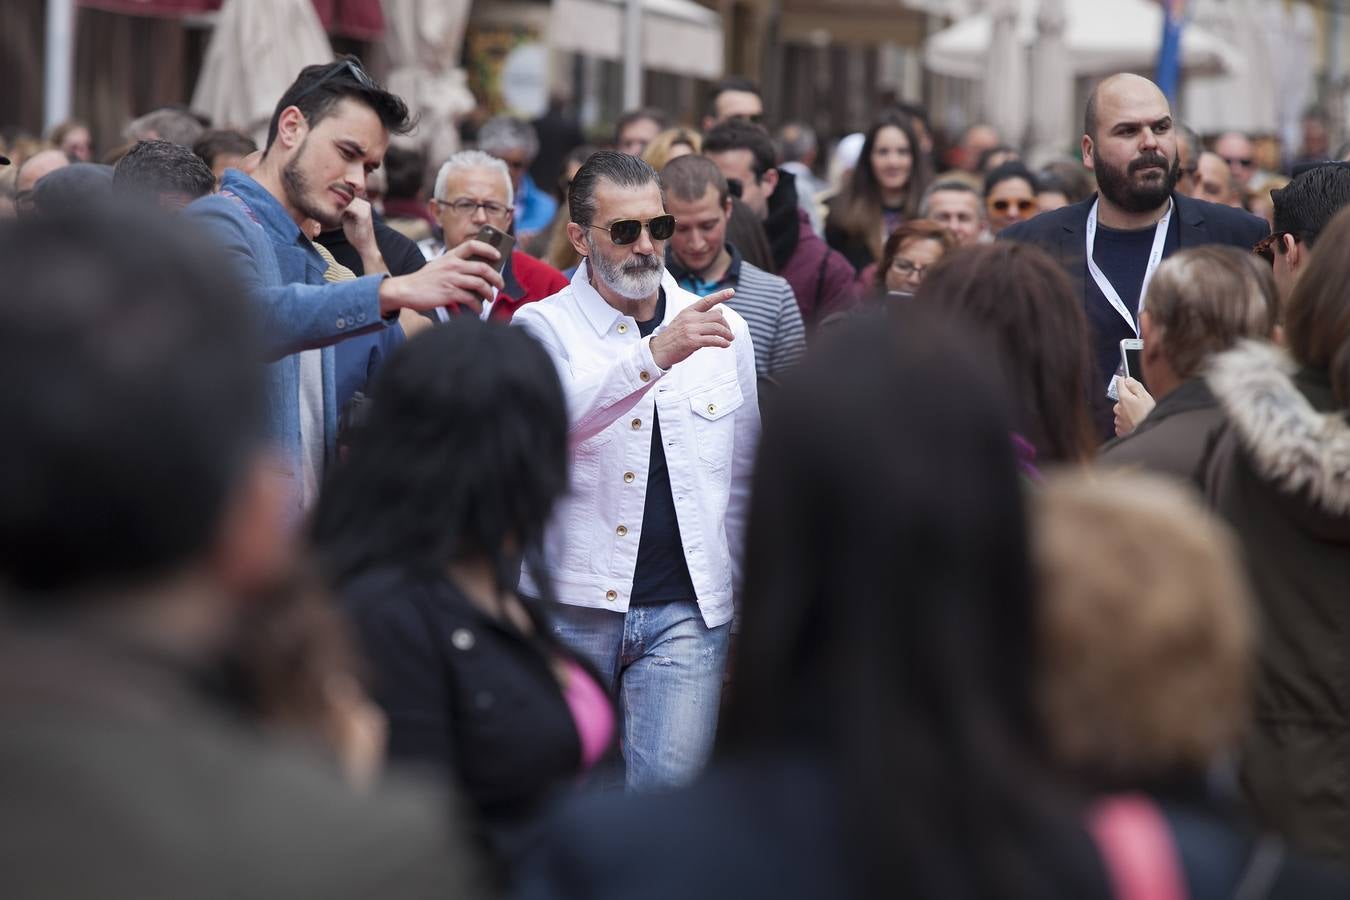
[587,237,663,300]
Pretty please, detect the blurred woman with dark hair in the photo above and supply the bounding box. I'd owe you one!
[312,319,615,873]
[514,311,1110,900]
[1205,205,1350,865]
[825,112,932,272]
[917,242,1097,471]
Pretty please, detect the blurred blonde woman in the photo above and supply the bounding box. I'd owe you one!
[641,128,702,172]
[1034,471,1349,898]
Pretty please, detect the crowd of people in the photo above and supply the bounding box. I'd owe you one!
[3,55,1350,899]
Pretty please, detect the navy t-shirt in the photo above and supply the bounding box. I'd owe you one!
[630,290,697,605]
[1092,216,1180,328]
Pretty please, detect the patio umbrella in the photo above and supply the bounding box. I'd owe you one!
[380,0,476,166]
[190,0,333,144]
[1026,0,1071,161]
[983,0,1027,148]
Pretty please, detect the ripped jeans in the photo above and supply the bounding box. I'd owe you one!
[548,600,730,792]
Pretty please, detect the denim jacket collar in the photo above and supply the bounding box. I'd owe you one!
[218,169,314,257]
[571,259,680,338]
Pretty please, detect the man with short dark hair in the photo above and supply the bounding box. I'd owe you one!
[1001,73,1267,436]
[114,139,217,208]
[1191,151,1242,208]
[1264,161,1350,300]
[663,154,805,380]
[704,120,857,332]
[193,128,257,183]
[514,150,759,791]
[0,208,485,899]
[615,108,668,157]
[188,56,504,518]
[702,77,763,130]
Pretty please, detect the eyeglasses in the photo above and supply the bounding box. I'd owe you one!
[433,197,511,219]
[1253,231,1292,263]
[890,258,932,278]
[293,58,379,103]
[988,198,1038,215]
[726,178,744,199]
[588,215,676,245]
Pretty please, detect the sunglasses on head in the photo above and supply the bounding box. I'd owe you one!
[1253,231,1292,264]
[294,58,379,103]
[988,198,1037,214]
[589,215,676,245]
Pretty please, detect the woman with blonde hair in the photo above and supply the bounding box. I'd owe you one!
[641,127,702,172]
[1033,471,1349,898]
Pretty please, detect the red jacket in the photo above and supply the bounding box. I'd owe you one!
[490,250,570,322]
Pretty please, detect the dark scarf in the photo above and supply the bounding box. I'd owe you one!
[766,168,804,272]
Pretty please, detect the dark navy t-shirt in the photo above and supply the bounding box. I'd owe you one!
[1092,215,1180,328]
[630,290,697,605]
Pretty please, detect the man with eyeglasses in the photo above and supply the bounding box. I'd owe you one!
[1000,73,1268,440]
[1214,131,1257,189]
[188,56,505,520]
[702,78,764,131]
[513,150,760,792]
[477,116,556,246]
[418,149,569,321]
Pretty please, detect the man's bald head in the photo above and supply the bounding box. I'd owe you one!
[16,149,72,195]
[1085,74,1169,141]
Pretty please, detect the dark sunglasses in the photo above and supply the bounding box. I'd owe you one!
[589,215,676,245]
[989,197,1037,214]
[1221,156,1254,167]
[726,178,744,199]
[1253,231,1291,264]
[293,58,379,103]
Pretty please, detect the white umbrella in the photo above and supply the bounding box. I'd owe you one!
[191,0,334,146]
[926,0,1241,81]
[983,0,1028,148]
[380,0,476,167]
[1026,0,1072,161]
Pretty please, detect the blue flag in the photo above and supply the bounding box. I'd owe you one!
[1155,0,1186,103]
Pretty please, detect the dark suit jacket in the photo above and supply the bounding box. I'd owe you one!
[1000,194,1268,436]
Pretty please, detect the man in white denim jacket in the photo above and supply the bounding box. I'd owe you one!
[514,151,760,790]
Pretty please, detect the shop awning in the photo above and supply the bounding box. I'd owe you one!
[78,0,383,39]
[549,0,724,80]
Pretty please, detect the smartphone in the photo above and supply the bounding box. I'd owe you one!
[1120,338,1145,388]
[475,224,515,274]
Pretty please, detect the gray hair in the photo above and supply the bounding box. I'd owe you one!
[919,179,984,218]
[569,150,659,227]
[477,116,539,161]
[432,150,513,206]
[123,108,205,149]
[777,122,817,163]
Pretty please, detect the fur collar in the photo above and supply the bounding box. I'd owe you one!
[1206,341,1350,515]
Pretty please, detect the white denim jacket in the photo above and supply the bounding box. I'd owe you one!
[513,261,760,628]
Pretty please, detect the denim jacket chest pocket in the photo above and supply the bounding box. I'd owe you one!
[686,377,744,469]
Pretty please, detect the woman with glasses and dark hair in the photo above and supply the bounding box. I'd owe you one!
[984,161,1040,235]
[868,219,955,296]
[824,112,932,272]
[311,319,615,874]
[515,311,1111,900]
[1205,204,1350,866]
[917,242,1097,473]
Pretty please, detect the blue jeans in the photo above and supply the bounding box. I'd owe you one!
[549,600,730,791]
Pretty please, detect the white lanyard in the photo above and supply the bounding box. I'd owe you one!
[1085,198,1173,337]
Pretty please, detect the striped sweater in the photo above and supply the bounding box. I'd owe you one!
[668,243,807,379]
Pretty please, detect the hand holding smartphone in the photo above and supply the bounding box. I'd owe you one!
[474,224,515,274]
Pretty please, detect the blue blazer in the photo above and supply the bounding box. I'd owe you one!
[1000,193,1268,434]
[187,170,389,513]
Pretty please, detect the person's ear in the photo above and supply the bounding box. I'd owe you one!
[207,454,295,600]
[723,197,734,219]
[274,106,309,153]
[1284,234,1302,271]
[426,197,440,224]
[566,221,590,259]
[1140,312,1164,363]
[761,166,779,196]
[1081,134,1095,170]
